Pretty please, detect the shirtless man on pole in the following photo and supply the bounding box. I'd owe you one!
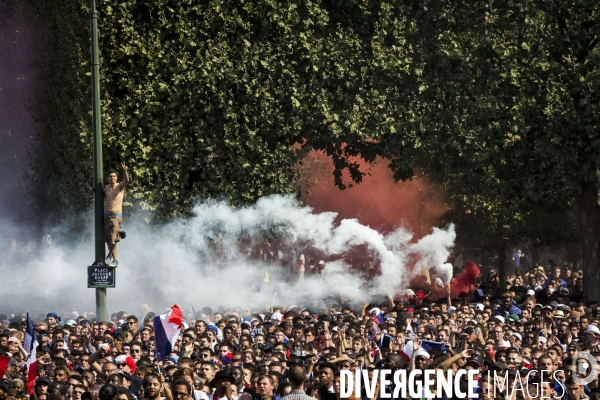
[104,162,129,266]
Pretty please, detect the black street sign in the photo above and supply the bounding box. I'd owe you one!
[88,265,116,288]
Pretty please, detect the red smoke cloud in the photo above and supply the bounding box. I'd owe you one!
[298,150,449,239]
[400,261,481,301]
[450,261,480,298]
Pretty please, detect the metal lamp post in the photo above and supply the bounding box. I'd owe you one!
[89,0,108,322]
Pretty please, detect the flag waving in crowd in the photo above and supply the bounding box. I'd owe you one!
[0,354,10,383]
[153,305,183,362]
[25,313,38,394]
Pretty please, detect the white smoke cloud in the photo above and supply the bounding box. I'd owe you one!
[0,195,456,319]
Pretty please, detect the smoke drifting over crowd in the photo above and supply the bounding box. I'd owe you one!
[0,10,457,317]
[0,195,456,316]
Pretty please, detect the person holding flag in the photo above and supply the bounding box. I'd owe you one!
[154,305,184,363]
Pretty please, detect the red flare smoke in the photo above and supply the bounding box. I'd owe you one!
[450,261,480,298]
[298,151,449,239]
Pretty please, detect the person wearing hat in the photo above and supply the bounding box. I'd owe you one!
[368,325,394,350]
[46,312,61,329]
[316,260,325,274]
[35,378,51,397]
[507,314,520,323]
[114,355,142,396]
[210,371,237,400]
[565,342,581,360]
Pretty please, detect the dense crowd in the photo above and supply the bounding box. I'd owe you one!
[0,262,598,400]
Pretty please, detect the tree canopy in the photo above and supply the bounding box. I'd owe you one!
[375,0,600,297]
[29,0,410,220]
[12,0,600,297]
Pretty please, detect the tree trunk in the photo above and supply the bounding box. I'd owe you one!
[565,242,581,270]
[498,242,507,290]
[578,185,600,303]
[531,240,540,266]
[497,215,507,289]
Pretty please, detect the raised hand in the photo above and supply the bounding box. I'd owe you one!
[121,161,128,171]
[396,333,405,346]
[413,337,421,351]
[461,348,474,358]
[535,317,543,330]
[225,381,233,400]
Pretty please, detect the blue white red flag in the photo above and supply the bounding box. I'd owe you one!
[25,313,38,394]
[154,305,183,362]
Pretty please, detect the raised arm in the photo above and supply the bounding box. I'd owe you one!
[408,338,421,371]
[160,373,173,400]
[88,344,109,376]
[359,302,370,318]
[441,348,473,368]
[119,161,129,189]
[388,296,395,312]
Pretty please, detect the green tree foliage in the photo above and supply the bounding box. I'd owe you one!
[376,0,600,295]
[15,0,600,297]
[29,0,408,222]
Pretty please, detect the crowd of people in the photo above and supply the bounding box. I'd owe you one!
[0,261,598,400]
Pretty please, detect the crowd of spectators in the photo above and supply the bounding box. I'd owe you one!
[0,261,598,400]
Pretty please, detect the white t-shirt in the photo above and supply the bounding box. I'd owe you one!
[193,391,209,400]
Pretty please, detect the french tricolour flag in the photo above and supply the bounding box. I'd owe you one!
[25,313,38,394]
[399,340,430,363]
[369,307,384,324]
[154,305,183,362]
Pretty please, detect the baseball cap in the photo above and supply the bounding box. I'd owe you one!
[290,350,307,358]
[368,325,381,339]
[490,361,507,370]
[466,357,482,368]
[507,314,519,322]
[587,325,600,336]
[384,314,396,322]
[569,342,582,350]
